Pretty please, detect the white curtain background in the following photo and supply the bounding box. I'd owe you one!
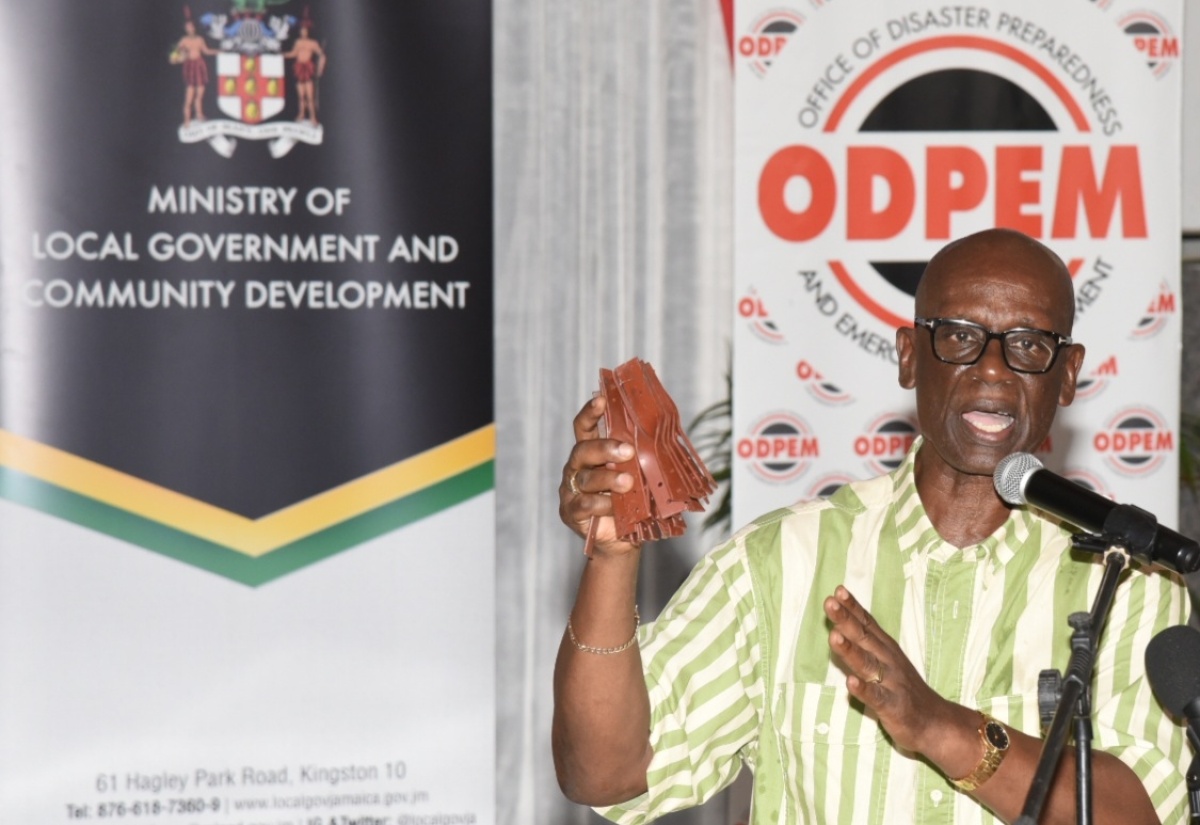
[494,1,736,823]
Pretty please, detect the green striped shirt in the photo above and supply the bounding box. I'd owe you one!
[599,444,1190,824]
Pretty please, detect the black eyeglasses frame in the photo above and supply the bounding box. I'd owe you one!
[913,316,1074,375]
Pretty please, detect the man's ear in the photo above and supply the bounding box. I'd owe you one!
[1057,343,1086,407]
[896,326,917,389]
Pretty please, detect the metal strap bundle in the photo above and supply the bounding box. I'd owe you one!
[599,358,717,544]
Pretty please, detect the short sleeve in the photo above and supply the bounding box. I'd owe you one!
[596,539,764,824]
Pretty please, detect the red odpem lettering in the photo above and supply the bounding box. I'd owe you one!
[758,144,1147,241]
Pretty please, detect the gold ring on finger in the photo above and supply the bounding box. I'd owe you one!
[867,662,886,685]
[567,470,582,496]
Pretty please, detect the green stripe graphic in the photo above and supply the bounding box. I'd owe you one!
[0,462,494,587]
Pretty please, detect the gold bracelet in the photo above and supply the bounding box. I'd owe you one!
[567,606,640,655]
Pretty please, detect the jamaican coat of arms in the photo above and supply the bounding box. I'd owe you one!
[171,2,327,157]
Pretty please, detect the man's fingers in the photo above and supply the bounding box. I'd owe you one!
[829,627,882,675]
[829,628,891,702]
[558,465,637,538]
[573,394,607,441]
[578,437,637,468]
[562,466,636,501]
[569,394,635,486]
[558,396,638,552]
[825,592,874,643]
[833,586,878,630]
[825,591,899,698]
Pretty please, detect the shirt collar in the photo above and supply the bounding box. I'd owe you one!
[891,437,1036,569]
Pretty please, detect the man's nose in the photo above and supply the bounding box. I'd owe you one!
[974,337,1015,378]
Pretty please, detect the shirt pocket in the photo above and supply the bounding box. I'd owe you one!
[770,681,886,813]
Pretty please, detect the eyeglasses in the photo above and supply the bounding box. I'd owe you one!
[914,317,1073,374]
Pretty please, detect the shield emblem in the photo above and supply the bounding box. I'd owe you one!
[217,52,285,123]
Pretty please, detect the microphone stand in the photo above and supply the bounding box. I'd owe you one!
[1187,725,1200,824]
[1015,504,1160,825]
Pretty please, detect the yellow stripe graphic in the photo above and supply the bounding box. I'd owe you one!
[0,425,495,556]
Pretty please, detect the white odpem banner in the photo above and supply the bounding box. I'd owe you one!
[732,0,1183,531]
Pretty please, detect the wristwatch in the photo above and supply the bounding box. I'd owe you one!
[951,712,1010,792]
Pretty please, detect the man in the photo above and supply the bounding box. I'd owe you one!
[175,18,215,128]
[284,23,326,125]
[554,228,1189,824]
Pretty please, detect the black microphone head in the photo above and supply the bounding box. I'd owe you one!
[994,452,1044,506]
[1145,625,1200,717]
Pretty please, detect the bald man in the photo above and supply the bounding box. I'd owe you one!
[554,228,1190,824]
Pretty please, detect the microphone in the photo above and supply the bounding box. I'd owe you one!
[1148,625,1200,824]
[1146,626,1200,725]
[993,453,1200,574]
[1147,628,1200,825]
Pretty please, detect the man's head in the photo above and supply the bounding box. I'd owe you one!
[895,228,1085,480]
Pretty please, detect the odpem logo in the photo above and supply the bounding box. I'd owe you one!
[738,288,786,344]
[1119,10,1179,78]
[1072,354,1117,402]
[1093,406,1173,477]
[737,412,819,483]
[854,413,917,474]
[757,28,1142,331]
[760,143,1143,244]
[1130,280,1175,339]
[738,9,805,78]
[795,359,853,405]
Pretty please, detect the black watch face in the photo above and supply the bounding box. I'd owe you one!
[985,720,1010,750]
